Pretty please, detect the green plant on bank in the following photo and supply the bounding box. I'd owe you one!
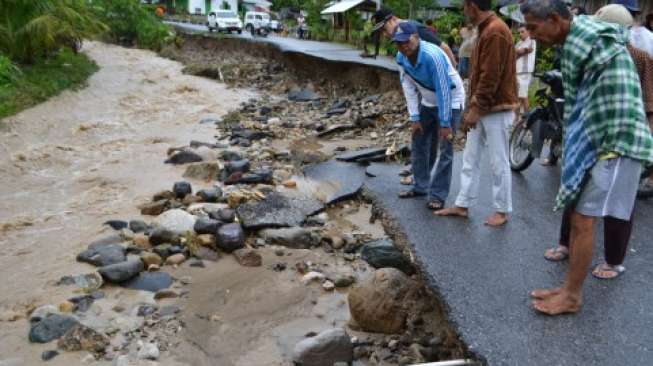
[92,0,173,51]
[0,48,98,119]
[0,0,107,64]
[0,55,21,86]
[433,10,464,44]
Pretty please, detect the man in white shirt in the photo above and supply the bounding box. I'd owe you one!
[613,0,653,56]
[515,25,536,116]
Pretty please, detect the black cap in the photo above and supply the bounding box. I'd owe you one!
[372,8,394,33]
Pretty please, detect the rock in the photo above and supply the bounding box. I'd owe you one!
[172,181,192,199]
[138,342,160,360]
[165,150,203,165]
[209,208,235,223]
[226,191,248,208]
[261,227,317,249]
[323,281,335,291]
[158,305,180,317]
[153,190,176,201]
[132,234,151,250]
[223,159,250,177]
[119,228,135,241]
[316,124,356,138]
[77,244,126,267]
[334,275,356,288]
[104,220,128,230]
[68,295,95,313]
[238,193,324,229]
[189,259,205,268]
[215,223,245,253]
[183,195,203,205]
[225,169,273,185]
[183,162,220,181]
[360,239,415,275]
[196,234,216,247]
[304,160,365,205]
[113,355,130,366]
[282,180,297,188]
[165,253,186,266]
[58,301,75,313]
[233,249,262,267]
[139,199,168,216]
[195,246,219,261]
[57,324,109,353]
[288,86,321,102]
[57,273,104,292]
[141,252,162,268]
[194,146,218,161]
[197,187,222,202]
[302,271,326,285]
[41,350,59,361]
[220,150,242,162]
[122,272,173,292]
[154,209,197,234]
[292,328,353,366]
[30,305,59,321]
[137,305,158,317]
[129,220,148,233]
[272,262,287,271]
[190,140,219,148]
[193,218,223,235]
[348,268,421,334]
[329,236,345,250]
[29,314,79,343]
[154,289,179,300]
[267,117,281,125]
[98,259,144,283]
[148,228,178,245]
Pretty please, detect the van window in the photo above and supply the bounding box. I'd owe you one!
[217,12,237,18]
[255,15,262,20]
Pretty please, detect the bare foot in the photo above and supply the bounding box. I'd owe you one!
[532,290,582,315]
[433,206,468,218]
[530,287,562,300]
[484,212,508,227]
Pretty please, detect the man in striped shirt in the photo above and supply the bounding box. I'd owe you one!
[393,22,465,209]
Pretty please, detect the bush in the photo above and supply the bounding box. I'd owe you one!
[92,0,172,51]
[0,55,21,86]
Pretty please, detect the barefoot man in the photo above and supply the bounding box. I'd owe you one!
[435,0,518,226]
[520,0,653,315]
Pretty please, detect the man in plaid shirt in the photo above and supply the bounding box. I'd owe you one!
[521,0,653,315]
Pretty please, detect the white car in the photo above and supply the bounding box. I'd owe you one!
[244,11,270,33]
[207,11,242,34]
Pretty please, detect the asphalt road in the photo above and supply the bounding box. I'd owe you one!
[364,154,653,366]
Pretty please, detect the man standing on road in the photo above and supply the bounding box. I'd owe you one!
[521,0,653,315]
[435,0,518,227]
[515,25,536,117]
[393,22,463,210]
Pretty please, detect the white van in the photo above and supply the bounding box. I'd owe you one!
[207,10,243,34]
[244,11,270,33]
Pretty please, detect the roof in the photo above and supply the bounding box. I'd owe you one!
[321,0,366,14]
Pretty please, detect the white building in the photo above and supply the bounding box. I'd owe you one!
[187,0,238,15]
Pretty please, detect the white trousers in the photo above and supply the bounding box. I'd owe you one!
[454,110,513,213]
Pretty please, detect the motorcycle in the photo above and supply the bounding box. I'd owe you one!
[249,23,269,38]
[509,70,565,172]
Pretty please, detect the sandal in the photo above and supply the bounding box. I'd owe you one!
[398,189,426,199]
[400,176,414,185]
[544,246,569,262]
[399,168,412,177]
[592,263,625,280]
[427,200,444,210]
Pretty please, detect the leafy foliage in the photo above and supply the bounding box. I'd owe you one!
[0,55,21,86]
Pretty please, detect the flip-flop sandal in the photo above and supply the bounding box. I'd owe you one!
[592,263,625,280]
[427,200,444,210]
[544,246,569,262]
[398,189,425,199]
[400,176,414,185]
[399,169,412,177]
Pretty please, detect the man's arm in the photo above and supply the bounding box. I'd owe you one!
[469,33,512,115]
[429,51,453,128]
[399,68,421,122]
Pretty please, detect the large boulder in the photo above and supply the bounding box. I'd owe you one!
[154,209,197,235]
[260,227,318,249]
[29,314,79,343]
[348,268,421,334]
[98,258,144,283]
[360,239,415,275]
[215,223,245,253]
[292,328,353,366]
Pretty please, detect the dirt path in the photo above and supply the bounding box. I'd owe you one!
[0,42,251,364]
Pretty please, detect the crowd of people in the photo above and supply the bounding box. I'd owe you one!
[370,0,653,316]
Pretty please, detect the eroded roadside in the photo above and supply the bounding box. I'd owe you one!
[0,35,476,366]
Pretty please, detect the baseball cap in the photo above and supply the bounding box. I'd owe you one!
[392,22,417,43]
[611,0,640,13]
[595,4,634,26]
[372,8,394,33]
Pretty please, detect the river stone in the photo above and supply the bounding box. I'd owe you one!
[77,244,126,267]
[304,160,365,205]
[154,209,197,234]
[57,273,104,292]
[236,192,324,229]
[98,259,144,283]
[41,350,59,361]
[292,328,353,366]
[103,220,128,231]
[148,228,178,246]
[220,150,242,162]
[183,162,220,181]
[195,246,219,261]
[165,253,186,266]
[348,268,420,334]
[138,342,160,360]
[165,150,203,165]
[360,239,415,275]
[129,220,149,233]
[193,218,223,235]
[233,248,262,267]
[88,234,123,247]
[215,223,245,253]
[197,187,222,203]
[172,181,192,199]
[223,159,251,177]
[29,314,79,343]
[209,208,235,223]
[288,86,321,102]
[141,252,162,268]
[57,324,109,353]
[122,272,173,292]
[260,227,318,249]
[139,199,168,216]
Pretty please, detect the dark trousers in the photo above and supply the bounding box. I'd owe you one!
[559,206,634,266]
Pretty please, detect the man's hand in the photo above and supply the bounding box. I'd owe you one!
[461,107,481,133]
[440,127,453,141]
[411,122,424,136]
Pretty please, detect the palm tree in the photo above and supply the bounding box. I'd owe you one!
[0,0,107,64]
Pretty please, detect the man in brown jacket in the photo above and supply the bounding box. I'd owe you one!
[436,0,518,226]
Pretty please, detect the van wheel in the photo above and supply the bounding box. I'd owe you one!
[238,30,242,34]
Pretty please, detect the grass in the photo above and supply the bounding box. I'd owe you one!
[0,49,98,120]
